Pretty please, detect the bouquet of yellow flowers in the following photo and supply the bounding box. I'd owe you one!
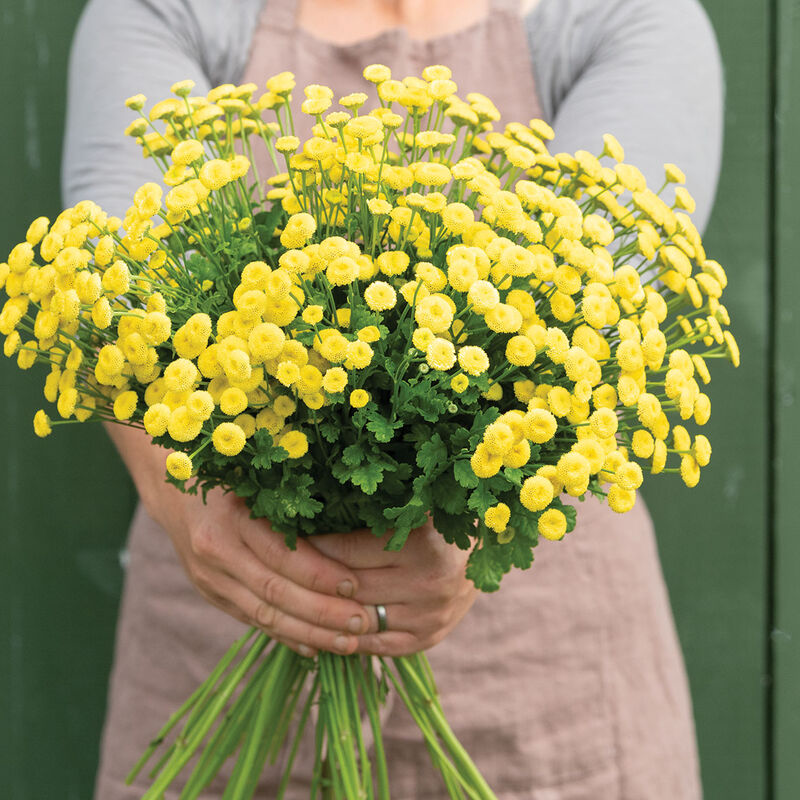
[0,63,738,799]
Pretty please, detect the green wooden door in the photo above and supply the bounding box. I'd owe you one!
[0,1,788,797]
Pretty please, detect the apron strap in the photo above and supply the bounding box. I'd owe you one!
[262,0,299,33]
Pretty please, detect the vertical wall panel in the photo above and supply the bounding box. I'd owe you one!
[0,2,137,798]
[643,1,770,798]
[772,0,800,797]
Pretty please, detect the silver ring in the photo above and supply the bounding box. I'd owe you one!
[375,604,388,633]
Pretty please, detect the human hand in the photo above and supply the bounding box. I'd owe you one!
[309,520,479,657]
[147,486,371,658]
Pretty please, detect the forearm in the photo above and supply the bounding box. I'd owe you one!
[103,421,194,533]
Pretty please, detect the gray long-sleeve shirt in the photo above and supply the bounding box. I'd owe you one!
[62,0,724,231]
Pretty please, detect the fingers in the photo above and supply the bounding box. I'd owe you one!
[212,573,361,655]
[307,529,400,569]
[230,538,370,635]
[240,521,364,598]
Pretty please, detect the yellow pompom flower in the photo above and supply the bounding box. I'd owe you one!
[547,387,572,418]
[483,421,515,456]
[426,338,456,371]
[364,281,397,312]
[470,443,503,478]
[166,452,193,480]
[485,303,523,334]
[113,391,138,420]
[317,329,349,363]
[357,326,381,343]
[457,345,489,376]
[415,295,453,333]
[213,422,246,456]
[199,159,232,191]
[278,430,309,459]
[376,251,410,277]
[467,280,500,313]
[616,461,644,491]
[450,374,469,394]
[326,256,359,286]
[680,455,701,487]
[651,438,667,474]
[164,358,199,393]
[276,361,301,387]
[269,395,295,418]
[441,203,475,235]
[186,390,215,421]
[632,429,655,459]
[485,503,511,533]
[363,64,392,83]
[693,435,712,467]
[26,216,50,246]
[523,408,557,443]
[143,404,171,437]
[167,406,203,442]
[538,508,567,541]
[219,387,248,416]
[520,475,554,512]
[503,439,531,469]
[608,485,637,513]
[636,393,661,427]
[345,340,374,370]
[349,389,370,408]
[323,367,348,394]
[505,335,536,367]
[556,451,591,490]
[33,409,52,438]
[249,322,286,363]
[172,139,204,165]
[589,407,618,439]
[302,305,324,325]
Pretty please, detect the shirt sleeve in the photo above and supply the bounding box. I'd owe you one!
[525,0,724,233]
[61,0,263,217]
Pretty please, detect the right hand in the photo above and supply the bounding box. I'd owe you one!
[147,485,371,658]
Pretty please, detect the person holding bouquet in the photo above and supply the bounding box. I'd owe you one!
[61,0,723,797]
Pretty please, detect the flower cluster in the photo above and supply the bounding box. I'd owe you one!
[0,65,738,590]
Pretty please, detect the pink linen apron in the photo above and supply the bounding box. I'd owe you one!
[93,1,703,797]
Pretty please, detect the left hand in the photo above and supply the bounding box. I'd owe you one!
[309,520,479,657]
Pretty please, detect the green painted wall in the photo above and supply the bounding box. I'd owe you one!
[0,3,137,798]
[0,1,788,797]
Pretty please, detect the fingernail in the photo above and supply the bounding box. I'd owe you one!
[298,644,315,658]
[334,634,351,653]
[337,580,354,598]
[347,615,365,634]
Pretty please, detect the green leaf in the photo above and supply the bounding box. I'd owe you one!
[465,535,510,593]
[502,467,524,486]
[254,205,284,244]
[431,509,473,549]
[384,493,429,550]
[467,482,498,517]
[562,502,578,533]
[432,472,467,515]
[186,252,215,281]
[318,421,341,443]
[454,459,479,489]
[416,433,448,477]
[349,462,386,495]
[468,406,501,447]
[342,443,365,466]
[366,411,401,443]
